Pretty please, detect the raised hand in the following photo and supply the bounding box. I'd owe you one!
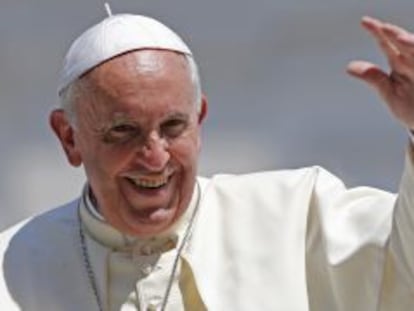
[347,16,414,129]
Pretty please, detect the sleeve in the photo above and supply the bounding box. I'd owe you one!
[379,144,414,310]
[305,148,414,311]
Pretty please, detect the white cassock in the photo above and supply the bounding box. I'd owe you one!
[0,148,414,310]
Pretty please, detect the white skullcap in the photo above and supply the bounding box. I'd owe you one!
[58,14,192,94]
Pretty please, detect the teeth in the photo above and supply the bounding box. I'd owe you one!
[129,175,168,189]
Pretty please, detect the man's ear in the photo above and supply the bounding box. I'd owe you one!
[49,109,82,167]
[197,94,208,125]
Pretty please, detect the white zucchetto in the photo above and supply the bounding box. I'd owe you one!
[58,14,192,94]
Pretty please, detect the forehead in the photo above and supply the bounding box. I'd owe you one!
[83,49,191,95]
[88,49,189,83]
[76,49,194,119]
[80,49,193,106]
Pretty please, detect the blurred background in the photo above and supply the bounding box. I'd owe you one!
[0,0,412,230]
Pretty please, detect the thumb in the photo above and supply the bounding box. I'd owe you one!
[347,60,392,97]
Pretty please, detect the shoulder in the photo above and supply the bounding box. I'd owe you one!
[195,167,322,222]
[0,200,81,309]
[198,166,321,196]
[0,200,79,261]
[0,200,78,245]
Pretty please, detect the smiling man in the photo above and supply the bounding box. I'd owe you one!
[52,48,207,238]
[0,13,414,311]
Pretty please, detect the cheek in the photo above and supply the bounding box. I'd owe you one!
[82,143,135,181]
[170,135,200,171]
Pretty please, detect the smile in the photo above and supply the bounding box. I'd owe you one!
[123,171,173,190]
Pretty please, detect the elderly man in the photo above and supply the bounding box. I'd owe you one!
[0,13,414,311]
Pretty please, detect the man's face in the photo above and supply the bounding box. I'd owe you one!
[52,50,207,237]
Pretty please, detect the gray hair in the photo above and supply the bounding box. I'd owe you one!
[59,53,202,125]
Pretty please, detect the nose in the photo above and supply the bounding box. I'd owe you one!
[136,131,170,171]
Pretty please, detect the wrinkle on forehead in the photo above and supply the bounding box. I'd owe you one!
[73,49,194,132]
[73,50,192,114]
[83,50,189,93]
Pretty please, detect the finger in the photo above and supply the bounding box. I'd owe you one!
[348,61,414,126]
[380,24,414,79]
[361,16,400,59]
[397,32,414,48]
[361,17,414,78]
[381,23,414,56]
[347,60,392,97]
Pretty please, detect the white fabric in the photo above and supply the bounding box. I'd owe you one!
[58,14,192,94]
[0,152,413,310]
[84,185,105,222]
[408,130,414,144]
[79,183,201,310]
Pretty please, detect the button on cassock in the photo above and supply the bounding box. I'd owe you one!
[146,297,162,311]
[140,264,153,276]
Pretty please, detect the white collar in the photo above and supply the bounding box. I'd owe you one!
[79,183,200,255]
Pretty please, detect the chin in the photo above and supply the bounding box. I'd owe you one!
[119,205,180,237]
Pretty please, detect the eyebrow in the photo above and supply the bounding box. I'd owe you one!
[97,111,191,132]
[97,115,136,133]
[162,112,189,121]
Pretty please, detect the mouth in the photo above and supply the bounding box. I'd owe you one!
[117,170,181,227]
[123,171,173,190]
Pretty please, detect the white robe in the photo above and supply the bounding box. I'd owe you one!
[0,151,413,310]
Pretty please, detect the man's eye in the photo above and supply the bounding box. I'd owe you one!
[161,119,187,138]
[103,124,139,143]
[111,124,136,133]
